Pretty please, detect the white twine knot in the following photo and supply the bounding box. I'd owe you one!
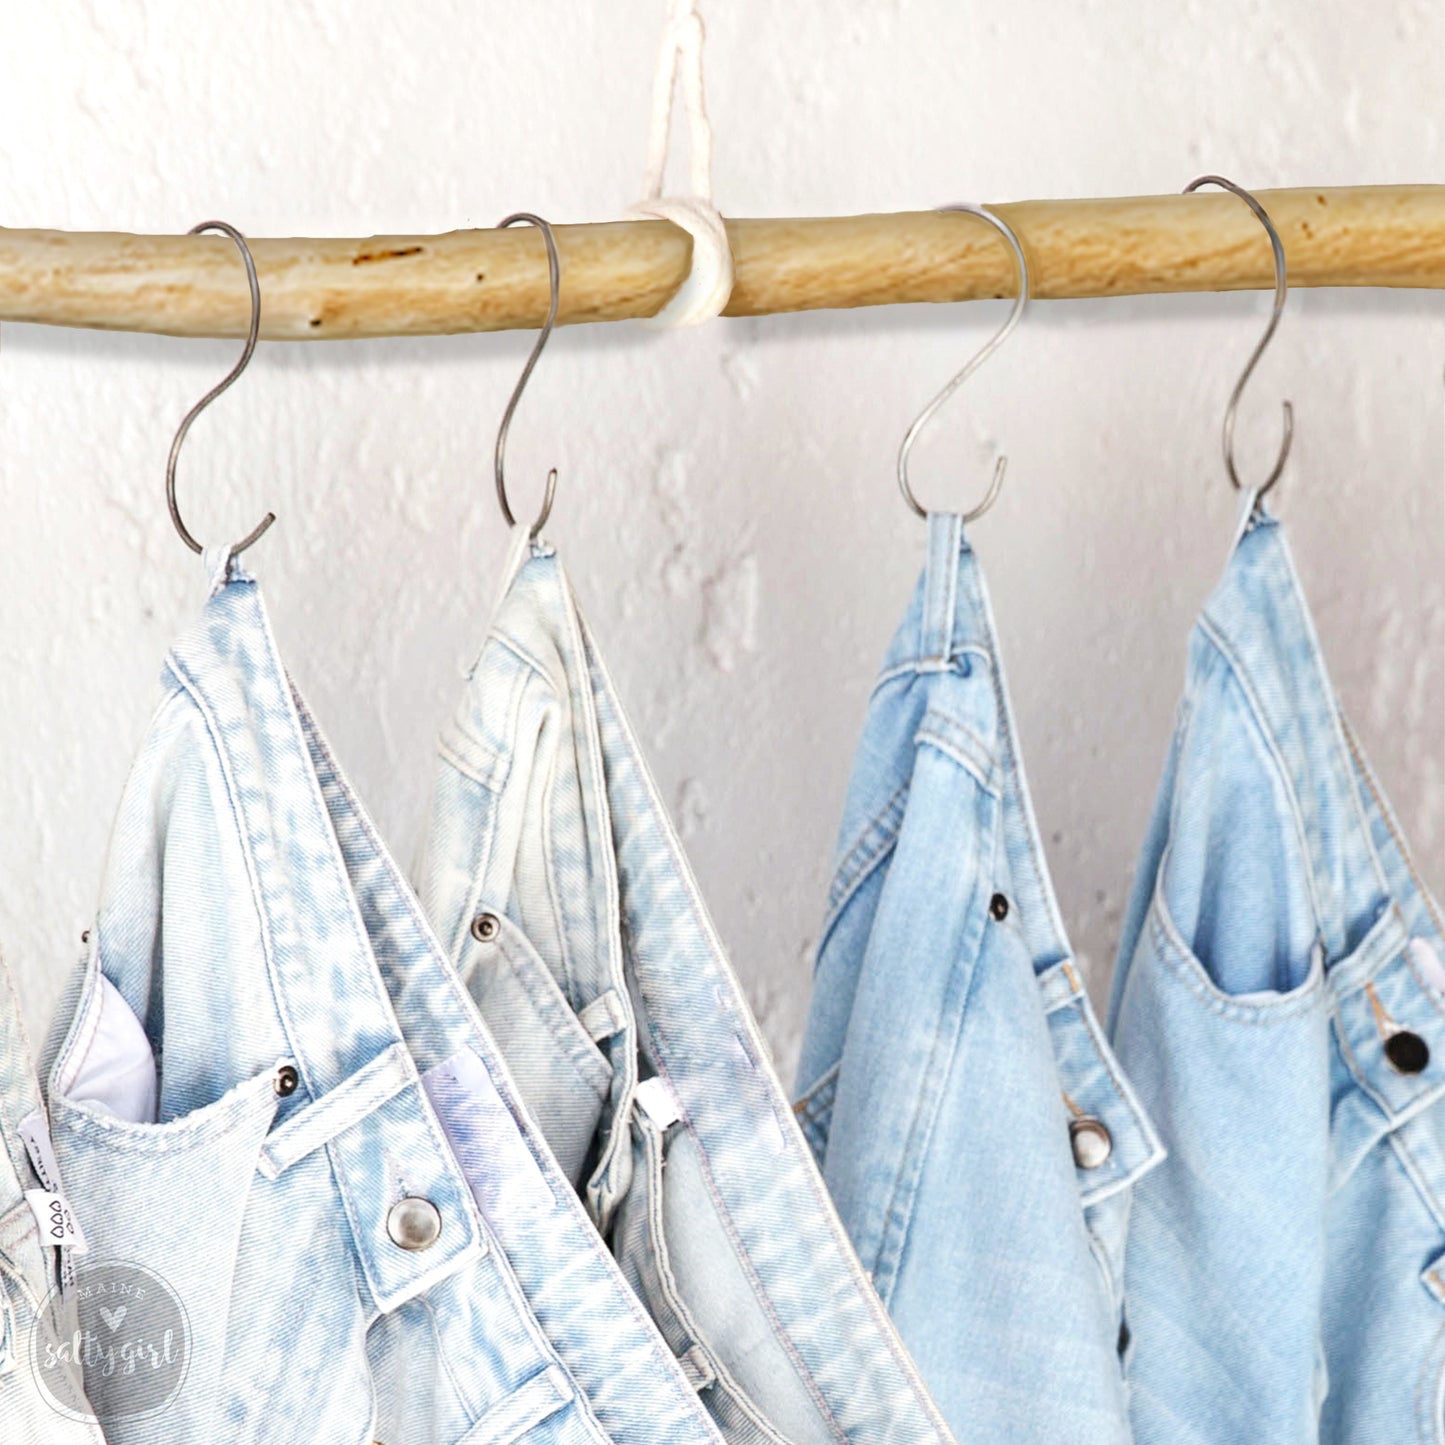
[630,0,733,328]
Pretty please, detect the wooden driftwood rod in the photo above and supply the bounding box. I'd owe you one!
[2,186,1444,341]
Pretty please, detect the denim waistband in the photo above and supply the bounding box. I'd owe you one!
[1197,512,1391,966]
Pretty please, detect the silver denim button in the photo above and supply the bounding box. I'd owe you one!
[1069,1117,1113,1170]
[470,912,500,943]
[386,1197,442,1251]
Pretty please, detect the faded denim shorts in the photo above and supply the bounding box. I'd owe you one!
[794,512,1164,1444]
[42,551,727,1444]
[417,535,956,1445]
[1110,507,1445,1443]
[0,956,103,1440]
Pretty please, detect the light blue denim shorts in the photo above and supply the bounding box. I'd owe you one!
[1111,508,1445,1443]
[793,511,1163,1444]
[417,536,956,1445]
[43,551,727,1445]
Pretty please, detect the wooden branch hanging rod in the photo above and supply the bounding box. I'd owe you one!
[2,186,1442,341]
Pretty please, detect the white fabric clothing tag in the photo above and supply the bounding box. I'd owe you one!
[24,1191,88,1255]
[1410,936,1445,996]
[422,1047,555,1219]
[20,1114,81,1297]
[634,1076,684,1132]
[18,1111,64,1192]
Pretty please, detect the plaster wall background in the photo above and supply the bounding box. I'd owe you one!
[2,0,1443,1078]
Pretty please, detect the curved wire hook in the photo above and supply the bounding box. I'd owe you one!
[494,213,561,538]
[898,203,1030,522]
[165,221,275,557]
[1183,175,1294,499]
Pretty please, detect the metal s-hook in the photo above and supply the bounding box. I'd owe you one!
[494,213,561,538]
[898,203,1030,522]
[165,221,275,558]
[1183,175,1294,500]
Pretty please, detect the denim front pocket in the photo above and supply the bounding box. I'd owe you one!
[45,1063,282,1440]
[1110,895,1336,1442]
[459,911,611,1188]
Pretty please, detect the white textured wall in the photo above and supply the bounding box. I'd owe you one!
[2,1,1444,1080]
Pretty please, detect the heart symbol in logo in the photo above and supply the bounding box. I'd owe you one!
[98,1305,127,1333]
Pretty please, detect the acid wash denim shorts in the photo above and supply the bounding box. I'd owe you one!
[0,955,103,1440]
[793,511,1165,1444]
[1110,506,1445,1443]
[416,535,957,1445]
[42,550,728,1445]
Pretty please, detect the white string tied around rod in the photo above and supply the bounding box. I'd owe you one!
[630,0,734,328]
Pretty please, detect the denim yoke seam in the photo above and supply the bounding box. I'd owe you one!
[871,716,999,1303]
[1193,617,1329,941]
